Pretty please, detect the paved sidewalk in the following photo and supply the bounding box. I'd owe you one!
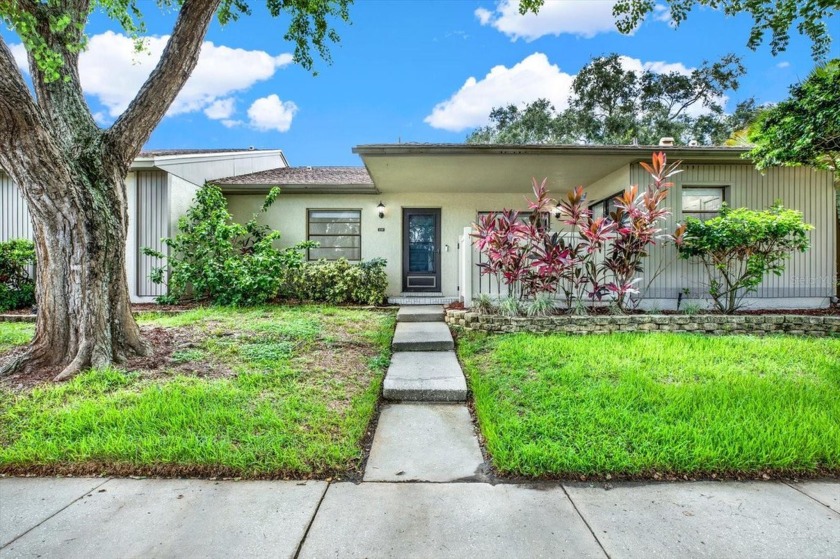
[1,477,838,558]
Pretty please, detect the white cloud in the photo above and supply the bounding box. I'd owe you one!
[475,0,619,41]
[777,61,791,68]
[247,94,298,132]
[424,52,574,132]
[653,4,676,26]
[618,56,692,77]
[426,53,722,131]
[204,98,236,120]
[10,43,27,71]
[11,31,294,121]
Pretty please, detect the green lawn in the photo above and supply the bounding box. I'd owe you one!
[0,306,394,478]
[458,331,840,478]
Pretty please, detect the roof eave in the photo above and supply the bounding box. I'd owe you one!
[352,143,752,160]
[218,183,380,195]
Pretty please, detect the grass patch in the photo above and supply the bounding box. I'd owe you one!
[459,331,840,478]
[0,306,394,477]
[0,322,34,354]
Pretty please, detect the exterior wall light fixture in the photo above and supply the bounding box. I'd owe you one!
[377,201,386,219]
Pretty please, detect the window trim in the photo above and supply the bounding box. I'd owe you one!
[588,191,624,220]
[680,184,728,221]
[306,208,362,262]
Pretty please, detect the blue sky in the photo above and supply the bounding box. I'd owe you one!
[4,1,837,165]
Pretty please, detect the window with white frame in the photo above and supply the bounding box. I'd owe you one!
[681,186,727,221]
[307,209,361,261]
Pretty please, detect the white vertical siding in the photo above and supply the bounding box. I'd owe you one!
[0,171,33,241]
[135,171,169,297]
[630,163,836,299]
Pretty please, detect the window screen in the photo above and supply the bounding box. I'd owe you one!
[682,186,726,221]
[307,209,361,261]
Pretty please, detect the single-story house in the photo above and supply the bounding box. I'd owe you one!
[218,144,837,309]
[1,149,288,302]
[2,143,836,309]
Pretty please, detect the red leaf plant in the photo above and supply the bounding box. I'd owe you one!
[472,153,680,312]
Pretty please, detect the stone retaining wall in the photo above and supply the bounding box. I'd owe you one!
[445,309,840,337]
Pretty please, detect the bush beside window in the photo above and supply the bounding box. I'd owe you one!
[673,202,813,313]
[281,257,388,306]
[0,239,36,312]
[145,184,388,306]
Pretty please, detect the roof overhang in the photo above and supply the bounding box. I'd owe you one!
[218,183,379,195]
[353,144,751,194]
[129,149,288,172]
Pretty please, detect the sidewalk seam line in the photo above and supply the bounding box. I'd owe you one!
[0,477,112,550]
[782,481,840,517]
[560,484,611,559]
[293,481,331,559]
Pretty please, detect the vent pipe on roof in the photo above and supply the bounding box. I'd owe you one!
[658,137,675,147]
[688,139,699,147]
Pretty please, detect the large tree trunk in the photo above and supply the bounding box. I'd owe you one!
[3,161,148,381]
[0,0,221,381]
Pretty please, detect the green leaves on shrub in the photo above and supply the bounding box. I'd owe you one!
[143,184,389,307]
[281,257,388,306]
[673,202,813,313]
[143,184,314,306]
[0,239,36,312]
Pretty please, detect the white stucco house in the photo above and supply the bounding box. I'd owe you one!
[2,143,837,308]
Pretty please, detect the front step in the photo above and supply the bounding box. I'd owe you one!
[392,322,454,352]
[384,351,467,402]
[396,305,445,323]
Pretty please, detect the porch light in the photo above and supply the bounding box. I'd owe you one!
[377,201,386,219]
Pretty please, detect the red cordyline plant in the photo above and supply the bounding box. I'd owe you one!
[602,153,681,310]
[472,152,680,312]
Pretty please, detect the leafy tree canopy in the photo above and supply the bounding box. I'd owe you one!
[747,59,840,175]
[468,53,758,146]
[1,0,350,82]
[521,0,838,60]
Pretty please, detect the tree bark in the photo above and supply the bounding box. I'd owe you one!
[0,0,221,380]
[4,163,147,381]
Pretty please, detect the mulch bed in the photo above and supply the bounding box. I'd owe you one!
[0,324,233,391]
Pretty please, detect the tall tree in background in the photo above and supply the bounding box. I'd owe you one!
[518,0,837,60]
[468,53,756,145]
[747,59,840,293]
[0,0,350,380]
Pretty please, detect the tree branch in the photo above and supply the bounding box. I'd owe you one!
[0,35,52,167]
[105,0,221,169]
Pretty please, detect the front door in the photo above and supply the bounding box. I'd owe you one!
[402,208,441,292]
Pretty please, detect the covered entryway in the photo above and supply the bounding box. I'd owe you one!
[402,208,441,292]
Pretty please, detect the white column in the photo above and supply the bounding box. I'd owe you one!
[461,227,473,308]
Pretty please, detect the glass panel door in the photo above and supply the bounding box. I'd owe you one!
[402,208,441,292]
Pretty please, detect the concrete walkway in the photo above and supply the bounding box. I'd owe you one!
[1,477,838,558]
[367,306,481,482]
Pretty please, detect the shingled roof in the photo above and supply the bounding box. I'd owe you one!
[214,166,373,186]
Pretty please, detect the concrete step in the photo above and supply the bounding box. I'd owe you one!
[392,322,454,352]
[396,305,445,323]
[363,404,484,482]
[383,351,467,402]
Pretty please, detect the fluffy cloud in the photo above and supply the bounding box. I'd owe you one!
[247,94,298,132]
[424,53,574,132]
[11,31,294,122]
[475,0,619,41]
[204,98,236,120]
[426,53,718,132]
[653,4,676,26]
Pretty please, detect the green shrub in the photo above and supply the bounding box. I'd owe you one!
[674,202,812,313]
[0,239,36,311]
[281,257,388,305]
[144,184,315,306]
